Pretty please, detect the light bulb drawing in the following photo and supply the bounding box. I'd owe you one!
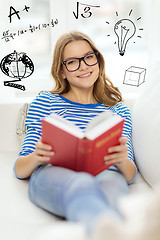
[114,19,136,56]
[106,9,143,56]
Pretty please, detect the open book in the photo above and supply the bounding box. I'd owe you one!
[42,111,124,176]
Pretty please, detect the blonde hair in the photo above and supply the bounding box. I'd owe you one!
[50,31,122,107]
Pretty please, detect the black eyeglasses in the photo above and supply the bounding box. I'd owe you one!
[62,51,99,72]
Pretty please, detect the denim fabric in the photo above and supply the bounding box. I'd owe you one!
[28,164,129,231]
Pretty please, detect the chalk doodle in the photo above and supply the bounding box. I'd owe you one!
[123,66,146,86]
[1,19,58,42]
[73,1,100,19]
[8,5,30,23]
[0,50,34,91]
[106,9,143,56]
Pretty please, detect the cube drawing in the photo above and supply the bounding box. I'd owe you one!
[123,66,146,87]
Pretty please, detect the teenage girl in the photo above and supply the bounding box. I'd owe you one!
[14,31,137,236]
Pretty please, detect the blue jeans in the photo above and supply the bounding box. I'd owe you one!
[29,164,129,232]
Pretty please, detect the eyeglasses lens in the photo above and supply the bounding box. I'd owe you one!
[65,52,98,72]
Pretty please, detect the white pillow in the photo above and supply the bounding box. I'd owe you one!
[132,62,160,189]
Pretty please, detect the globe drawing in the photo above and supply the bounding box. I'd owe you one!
[0,50,34,81]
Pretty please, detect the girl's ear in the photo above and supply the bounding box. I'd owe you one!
[61,69,66,80]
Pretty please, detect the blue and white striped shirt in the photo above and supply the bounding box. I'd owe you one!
[17,91,136,182]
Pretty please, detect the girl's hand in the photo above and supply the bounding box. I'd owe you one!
[34,140,55,164]
[104,137,129,168]
[104,137,136,182]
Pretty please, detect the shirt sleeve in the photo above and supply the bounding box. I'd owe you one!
[13,91,52,179]
[122,107,134,162]
[19,91,52,156]
[113,103,137,184]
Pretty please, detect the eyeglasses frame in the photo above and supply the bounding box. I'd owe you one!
[61,51,99,72]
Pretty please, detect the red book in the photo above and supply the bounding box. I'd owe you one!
[42,111,124,176]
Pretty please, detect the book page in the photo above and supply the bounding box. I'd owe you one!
[85,111,123,140]
[45,113,85,139]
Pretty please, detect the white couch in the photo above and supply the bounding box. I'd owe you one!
[0,95,152,240]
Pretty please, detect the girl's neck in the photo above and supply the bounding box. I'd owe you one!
[62,89,97,104]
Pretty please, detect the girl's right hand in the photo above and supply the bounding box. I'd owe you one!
[34,140,55,164]
[15,140,55,179]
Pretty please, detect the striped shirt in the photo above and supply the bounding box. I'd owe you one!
[17,91,137,182]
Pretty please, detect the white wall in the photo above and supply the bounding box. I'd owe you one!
[148,0,160,65]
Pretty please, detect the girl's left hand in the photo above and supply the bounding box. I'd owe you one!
[104,137,129,167]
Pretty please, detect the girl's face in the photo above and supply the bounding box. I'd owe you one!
[61,40,99,91]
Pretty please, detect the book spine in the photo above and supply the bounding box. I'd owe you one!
[76,139,93,174]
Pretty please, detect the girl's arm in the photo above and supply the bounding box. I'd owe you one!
[15,141,54,179]
[104,137,136,182]
[14,92,54,179]
[104,103,137,183]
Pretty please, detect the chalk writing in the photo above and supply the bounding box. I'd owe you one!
[8,5,30,23]
[23,5,30,13]
[1,19,58,42]
[73,2,100,19]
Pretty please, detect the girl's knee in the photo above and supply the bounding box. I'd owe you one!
[64,172,95,190]
[62,171,103,200]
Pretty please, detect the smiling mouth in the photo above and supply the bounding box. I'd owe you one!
[78,72,92,78]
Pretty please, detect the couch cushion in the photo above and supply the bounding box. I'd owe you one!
[132,62,160,189]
